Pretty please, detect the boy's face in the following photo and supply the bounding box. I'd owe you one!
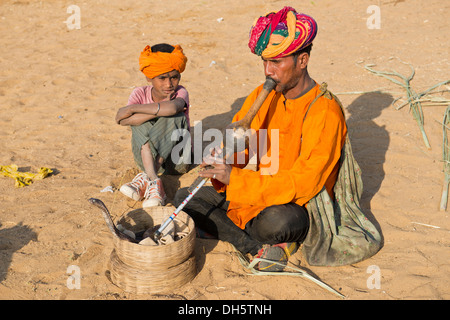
[147,70,181,102]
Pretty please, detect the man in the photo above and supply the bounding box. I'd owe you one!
[116,43,191,208]
[174,7,347,271]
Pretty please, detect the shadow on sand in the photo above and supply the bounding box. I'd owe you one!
[345,91,393,241]
[0,222,37,283]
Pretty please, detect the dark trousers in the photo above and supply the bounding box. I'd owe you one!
[173,186,310,255]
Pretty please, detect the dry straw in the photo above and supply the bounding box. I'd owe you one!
[364,58,450,150]
[440,106,450,211]
[364,58,450,209]
[365,60,429,148]
[232,245,345,299]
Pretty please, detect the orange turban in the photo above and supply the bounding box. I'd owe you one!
[139,44,187,79]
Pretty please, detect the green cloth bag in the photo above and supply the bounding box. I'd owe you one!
[301,84,383,266]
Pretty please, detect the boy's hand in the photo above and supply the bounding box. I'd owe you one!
[115,106,133,124]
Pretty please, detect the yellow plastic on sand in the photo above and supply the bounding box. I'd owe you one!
[0,164,53,188]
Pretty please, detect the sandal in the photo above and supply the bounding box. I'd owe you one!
[253,242,299,272]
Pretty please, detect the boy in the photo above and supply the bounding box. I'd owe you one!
[116,43,191,208]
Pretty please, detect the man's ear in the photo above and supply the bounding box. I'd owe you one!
[297,52,309,69]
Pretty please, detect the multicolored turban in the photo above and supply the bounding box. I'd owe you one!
[139,44,187,79]
[248,6,317,59]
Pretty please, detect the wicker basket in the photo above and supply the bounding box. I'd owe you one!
[108,206,197,294]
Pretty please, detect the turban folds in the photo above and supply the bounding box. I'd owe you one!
[139,44,187,79]
[248,6,317,59]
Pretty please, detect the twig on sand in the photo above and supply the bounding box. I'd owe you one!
[411,222,440,229]
[364,60,431,149]
[232,246,346,299]
[440,106,450,211]
[363,57,450,150]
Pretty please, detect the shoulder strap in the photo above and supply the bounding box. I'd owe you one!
[303,82,345,123]
[303,82,333,122]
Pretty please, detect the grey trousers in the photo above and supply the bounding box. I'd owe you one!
[131,113,191,175]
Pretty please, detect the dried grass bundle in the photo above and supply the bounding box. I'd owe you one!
[440,106,450,211]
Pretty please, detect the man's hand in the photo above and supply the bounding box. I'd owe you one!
[199,149,232,185]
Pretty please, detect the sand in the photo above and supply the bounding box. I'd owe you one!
[0,0,449,300]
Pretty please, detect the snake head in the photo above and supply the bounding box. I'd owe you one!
[88,198,109,213]
[88,198,102,205]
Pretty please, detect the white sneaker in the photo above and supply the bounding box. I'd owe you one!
[142,178,167,208]
[119,172,149,201]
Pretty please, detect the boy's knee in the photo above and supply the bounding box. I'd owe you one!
[162,112,188,129]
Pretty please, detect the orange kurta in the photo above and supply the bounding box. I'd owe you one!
[213,82,347,229]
